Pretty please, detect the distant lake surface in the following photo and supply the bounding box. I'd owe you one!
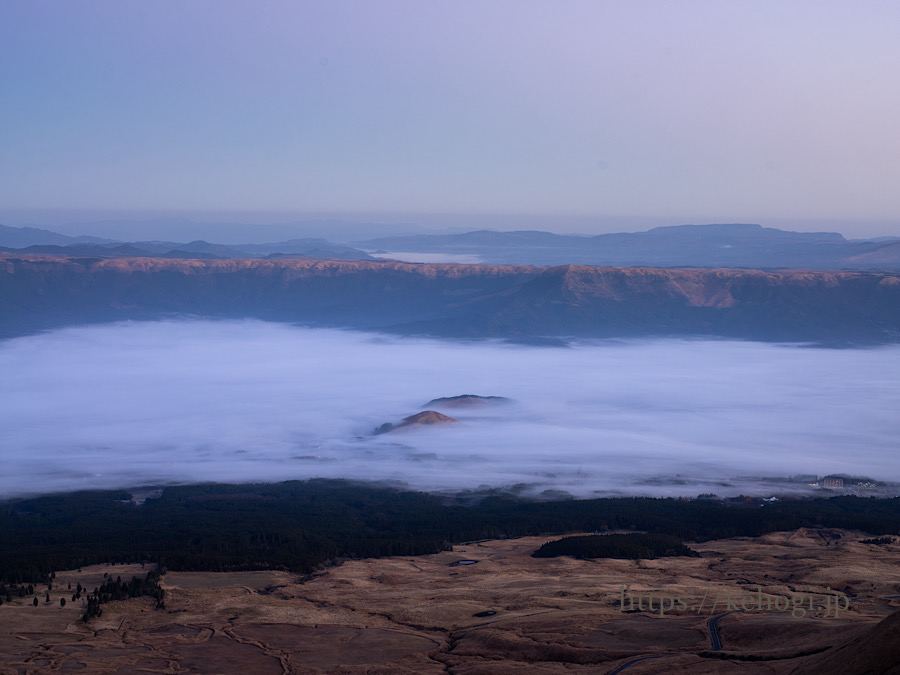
[2,320,898,499]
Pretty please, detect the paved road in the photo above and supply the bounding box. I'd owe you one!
[607,654,668,674]
[606,608,746,672]
[707,609,744,651]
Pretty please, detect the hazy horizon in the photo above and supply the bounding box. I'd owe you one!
[3,320,897,500]
[2,209,897,245]
[3,2,900,239]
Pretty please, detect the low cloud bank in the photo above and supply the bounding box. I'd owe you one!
[2,320,898,499]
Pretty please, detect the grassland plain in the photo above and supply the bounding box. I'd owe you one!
[1,529,899,673]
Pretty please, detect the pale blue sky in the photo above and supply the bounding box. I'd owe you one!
[2,1,899,236]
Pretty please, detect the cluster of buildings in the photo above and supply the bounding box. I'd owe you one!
[793,475,883,494]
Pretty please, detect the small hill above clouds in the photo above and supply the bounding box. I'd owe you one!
[374,410,459,435]
[425,395,512,409]
[400,411,459,425]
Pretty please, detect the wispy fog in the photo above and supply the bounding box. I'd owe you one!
[2,321,898,499]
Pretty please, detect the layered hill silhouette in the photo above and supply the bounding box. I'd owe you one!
[0,238,374,262]
[360,223,900,268]
[4,222,900,268]
[2,254,899,344]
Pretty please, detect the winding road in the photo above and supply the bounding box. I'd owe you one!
[607,654,667,674]
[707,609,745,651]
[606,608,746,672]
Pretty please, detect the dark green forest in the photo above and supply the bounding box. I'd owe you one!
[532,533,700,560]
[2,479,899,583]
[80,569,165,621]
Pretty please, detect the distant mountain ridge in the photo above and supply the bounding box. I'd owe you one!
[0,223,113,247]
[359,223,900,268]
[0,225,375,262]
[2,222,898,268]
[2,254,898,344]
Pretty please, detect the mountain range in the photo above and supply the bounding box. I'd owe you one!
[2,254,898,344]
[0,224,374,262]
[359,223,900,268]
[2,222,899,268]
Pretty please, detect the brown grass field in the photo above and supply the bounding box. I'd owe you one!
[1,528,899,674]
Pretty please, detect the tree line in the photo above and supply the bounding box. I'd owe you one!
[1,479,899,584]
[81,569,164,621]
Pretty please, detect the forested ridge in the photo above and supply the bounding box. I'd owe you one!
[2,479,899,583]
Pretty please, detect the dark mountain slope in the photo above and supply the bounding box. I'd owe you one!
[0,256,538,338]
[481,266,900,342]
[392,265,900,343]
[1,254,898,343]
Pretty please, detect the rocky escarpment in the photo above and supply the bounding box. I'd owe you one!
[2,254,899,344]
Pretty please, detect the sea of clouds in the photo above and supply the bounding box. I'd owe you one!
[2,320,898,499]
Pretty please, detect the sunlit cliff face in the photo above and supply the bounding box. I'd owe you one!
[2,319,898,499]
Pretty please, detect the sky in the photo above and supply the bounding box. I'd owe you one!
[2,320,898,499]
[2,1,900,238]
